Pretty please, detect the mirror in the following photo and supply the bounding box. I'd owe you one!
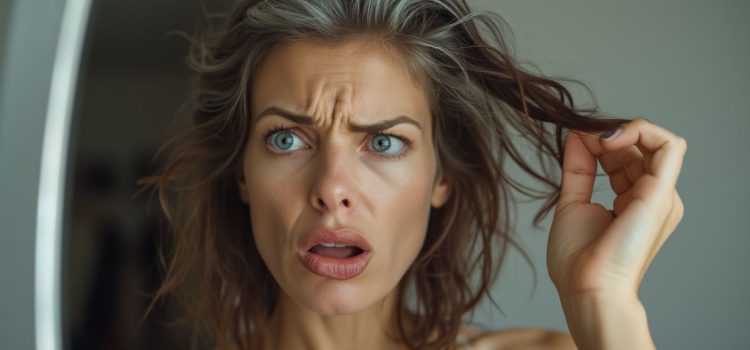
[63,1,232,348]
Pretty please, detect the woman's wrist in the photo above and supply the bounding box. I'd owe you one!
[558,291,656,350]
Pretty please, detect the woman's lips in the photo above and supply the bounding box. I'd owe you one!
[297,227,373,280]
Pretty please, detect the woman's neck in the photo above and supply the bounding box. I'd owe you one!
[264,290,412,350]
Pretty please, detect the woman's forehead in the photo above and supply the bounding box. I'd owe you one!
[250,39,431,127]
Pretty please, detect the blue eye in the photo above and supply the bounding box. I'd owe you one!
[369,134,406,155]
[267,130,306,153]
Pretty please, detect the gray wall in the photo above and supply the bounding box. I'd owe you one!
[0,0,66,349]
[466,1,750,349]
[1,0,90,349]
[0,0,11,83]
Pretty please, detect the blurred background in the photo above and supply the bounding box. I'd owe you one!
[1,0,748,349]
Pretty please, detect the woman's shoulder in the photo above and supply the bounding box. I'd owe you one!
[459,323,577,350]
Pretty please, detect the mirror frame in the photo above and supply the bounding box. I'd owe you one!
[0,0,92,349]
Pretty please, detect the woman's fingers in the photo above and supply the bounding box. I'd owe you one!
[559,118,687,216]
[558,132,596,210]
[576,132,646,194]
[599,118,687,188]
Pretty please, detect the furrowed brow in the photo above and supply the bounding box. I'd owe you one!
[349,116,423,134]
[256,106,315,125]
[256,106,423,132]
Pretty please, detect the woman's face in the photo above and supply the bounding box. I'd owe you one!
[238,39,451,315]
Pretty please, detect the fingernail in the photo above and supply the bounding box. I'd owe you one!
[600,127,620,140]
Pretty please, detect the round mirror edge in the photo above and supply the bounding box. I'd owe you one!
[35,0,93,350]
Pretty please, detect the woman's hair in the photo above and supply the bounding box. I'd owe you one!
[142,0,629,349]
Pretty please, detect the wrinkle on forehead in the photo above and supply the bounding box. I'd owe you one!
[251,38,432,130]
[304,76,356,130]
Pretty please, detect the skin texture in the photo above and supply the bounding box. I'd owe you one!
[237,39,451,349]
[236,38,687,349]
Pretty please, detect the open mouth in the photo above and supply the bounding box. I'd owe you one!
[298,227,373,280]
[308,244,365,259]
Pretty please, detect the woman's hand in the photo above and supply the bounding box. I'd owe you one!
[548,118,686,298]
[546,118,687,349]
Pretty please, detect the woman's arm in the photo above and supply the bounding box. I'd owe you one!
[546,118,687,349]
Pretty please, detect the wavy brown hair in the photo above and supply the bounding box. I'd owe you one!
[141,0,629,349]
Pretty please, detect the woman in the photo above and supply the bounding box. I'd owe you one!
[144,0,686,349]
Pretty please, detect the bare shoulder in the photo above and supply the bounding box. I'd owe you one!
[460,324,577,350]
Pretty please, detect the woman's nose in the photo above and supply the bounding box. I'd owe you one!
[308,147,358,215]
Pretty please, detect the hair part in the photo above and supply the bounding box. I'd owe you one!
[141,0,629,349]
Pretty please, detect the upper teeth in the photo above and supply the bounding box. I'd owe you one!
[320,242,349,248]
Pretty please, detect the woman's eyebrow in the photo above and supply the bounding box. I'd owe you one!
[256,106,423,133]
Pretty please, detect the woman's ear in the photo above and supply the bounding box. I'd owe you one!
[431,170,453,208]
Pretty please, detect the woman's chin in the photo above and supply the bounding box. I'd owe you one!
[308,302,367,316]
[295,281,381,315]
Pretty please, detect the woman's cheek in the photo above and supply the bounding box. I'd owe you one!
[382,158,435,254]
[244,150,308,232]
[249,164,307,219]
